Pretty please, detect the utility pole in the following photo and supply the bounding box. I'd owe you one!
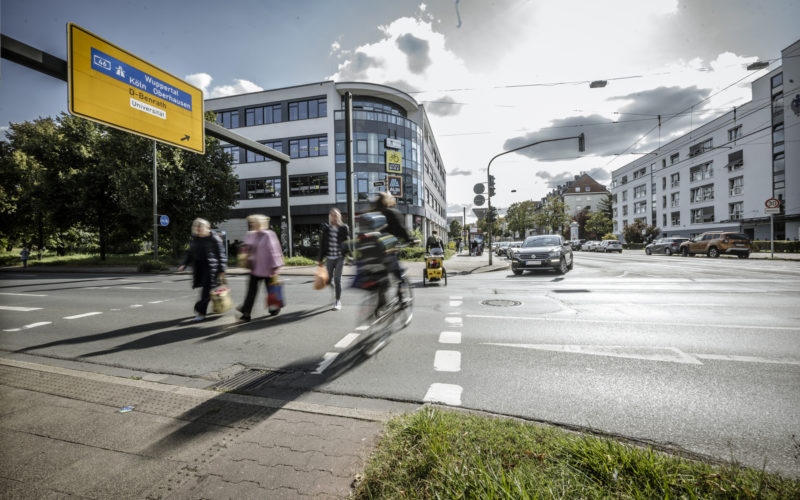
[152,140,158,261]
[344,92,355,252]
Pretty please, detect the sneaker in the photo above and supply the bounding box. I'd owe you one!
[191,315,205,322]
[240,314,251,322]
[333,300,342,311]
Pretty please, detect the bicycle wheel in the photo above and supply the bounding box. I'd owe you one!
[395,275,414,328]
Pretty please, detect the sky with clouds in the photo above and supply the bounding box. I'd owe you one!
[2,0,798,218]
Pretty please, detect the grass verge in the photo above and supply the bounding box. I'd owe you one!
[354,407,799,499]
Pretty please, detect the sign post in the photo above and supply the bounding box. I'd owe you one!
[765,198,781,259]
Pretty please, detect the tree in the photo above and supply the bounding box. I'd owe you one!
[534,196,570,235]
[585,211,612,239]
[623,220,660,244]
[598,192,613,220]
[505,200,536,239]
[573,208,589,239]
[448,219,462,241]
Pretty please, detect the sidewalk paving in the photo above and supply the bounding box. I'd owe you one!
[0,357,417,499]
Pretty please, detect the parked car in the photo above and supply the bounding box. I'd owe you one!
[509,235,573,275]
[679,232,751,258]
[645,237,688,256]
[569,239,585,251]
[598,239,623,253]
[505,241,523,258]
[496,242,511,256]
[582,240,600,252]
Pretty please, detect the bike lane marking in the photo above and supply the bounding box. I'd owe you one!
[3,321,52,332]
[434,350,461,372]
[335,333,360,349]
[424,383,462,406]
[438,331,461,344]
[63,312,102,319]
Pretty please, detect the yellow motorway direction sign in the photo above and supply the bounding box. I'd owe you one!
[386,150,402,173]
[67,23,204,153]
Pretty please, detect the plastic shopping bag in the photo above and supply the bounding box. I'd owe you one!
[266,276,285,315]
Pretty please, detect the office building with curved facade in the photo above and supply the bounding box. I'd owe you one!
[205,81,448,254]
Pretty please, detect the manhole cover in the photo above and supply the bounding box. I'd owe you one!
[481,299,522,307]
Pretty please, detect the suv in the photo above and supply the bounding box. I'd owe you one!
[679,232,751,258]
[510,235,573,275]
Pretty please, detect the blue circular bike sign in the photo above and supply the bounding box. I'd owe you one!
[159,215,170,227]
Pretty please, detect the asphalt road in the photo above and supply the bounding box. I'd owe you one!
[1,252,799,476]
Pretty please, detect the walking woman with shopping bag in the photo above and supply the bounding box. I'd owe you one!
[237,214,284,322]
[177,218,227,322]
[318,208,350,311]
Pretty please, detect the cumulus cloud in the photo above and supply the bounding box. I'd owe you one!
[448,167,472,176]
[336,51,383,80]
[426,95,464,116]
[502,86,712,160]
[396,33,432,74]
[536,167,611,189]
[184,73,263,98]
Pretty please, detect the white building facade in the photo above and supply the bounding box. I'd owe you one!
[205,81,448,254]
[610,39,800,241]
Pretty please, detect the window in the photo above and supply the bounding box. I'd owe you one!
[670,192,680,207]
[622,205,628,216]
[289,173,329,196]
[244,177,281,199]
[662,158,667,169]
[633,167,647,180]
[622,191,628,202]
[621,175,628,185]
[728,125,742,142]
[729,202,743,221]
[289,136,328,159]
[222,146,240,164]
[634,201,647,214]
[691,206,714,224]
[662,195,667,208]
[215,110,240,129]
[727,150,743,171]
[245,104,282,126]
[586,186,591,192]
[772,93,783,121]
[671,212,680,226]
[670,172,680,188]
[670,153,679,165]
[691,184,714,203]
[689,162,713,182]
[689,138,713,157]
[729,176,743,197]
[662,177,667,190]
[771,73,783,88]
[288,97,327,121]
[773,123,784,145]
[633,184,647,199]
[662,214,667,226]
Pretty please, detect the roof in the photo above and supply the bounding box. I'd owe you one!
[562,173,607,196]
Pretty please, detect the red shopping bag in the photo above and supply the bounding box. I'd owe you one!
[266,276,285,316]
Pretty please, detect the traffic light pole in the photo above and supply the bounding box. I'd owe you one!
[486,134,584,266]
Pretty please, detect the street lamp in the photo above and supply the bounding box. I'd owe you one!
[487,133,585,265]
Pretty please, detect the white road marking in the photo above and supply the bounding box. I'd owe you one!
[23,321,52,329]
[467,314,800,332]
[0,306,42,312]
[424,383,462,406]
[121,286,160,290]
[110,308,121,311]
[2,328,21,332]
[355,325,369,331]
[438,331,461,344]
[312,352,339,374]
[694,353,800,366]
[148,301,164,304]
[434,350,461,372]
[335,333,360,349]
[483,343,703,365]
[449,296,463,299]
[445,317,463,327]
[449,300,463,307]
[130,305,143,308]
[63,312,102,320]
[0,293,47,297]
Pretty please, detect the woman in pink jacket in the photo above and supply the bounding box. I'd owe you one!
[237,214,284,321]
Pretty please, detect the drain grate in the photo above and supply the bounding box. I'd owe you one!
[481,299,522,307]
[210,369,283,392]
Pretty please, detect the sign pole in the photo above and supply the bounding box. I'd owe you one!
[153,140,158,261]
[770,214,774,259]
[344,92,355,254]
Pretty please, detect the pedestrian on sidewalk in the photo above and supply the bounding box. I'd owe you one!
[177,218,227,322]
[19,246,30,268]
[237,214,284,322]
[318,208,350,311]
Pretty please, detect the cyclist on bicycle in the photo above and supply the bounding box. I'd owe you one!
[373,192,412,306]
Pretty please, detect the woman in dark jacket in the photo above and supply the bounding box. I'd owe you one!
[318,208,350,311]
[178,218,227,321]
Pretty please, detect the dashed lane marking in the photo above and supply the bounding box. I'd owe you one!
[63,312,102,320]
[335,333,360,349]
[355,325,369,331]
[449,296,462,299]
[3,321,53,332]
[0,293,47,297]
[434,350,461,372]
[449,300,463,307]
[312,352,339,374]
[438,331,461,344]
[445,317,463,327]
[148,301,164,304]
[130,305,143,308]
[0,306,42,312]
[424,383,462,406]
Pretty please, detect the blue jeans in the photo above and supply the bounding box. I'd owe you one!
[325,256,345,301]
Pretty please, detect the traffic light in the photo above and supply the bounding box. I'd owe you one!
[488,175,496,197]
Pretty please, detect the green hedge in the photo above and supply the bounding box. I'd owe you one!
[752,240,800,253]
[398,247,454,262]
[623,243,645,250]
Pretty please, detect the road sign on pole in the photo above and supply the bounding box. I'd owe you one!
[67,24,205,153]
[159,215,169,227]
[474,194,485,206]
[765,197,781,209]
[473,183,485,194]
